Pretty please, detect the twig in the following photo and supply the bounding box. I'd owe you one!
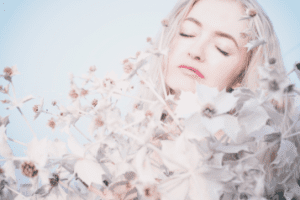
[74,125,92,142]
[118,128,188,171]
[41,110,57,116]
[282,93,288,133]
[7,137,27,146]
[59,180,86,200]
[136,72,183,132]
[283,131,300,140]
[17,107,37,138]
[5,185,29,199]
[112,90,155,104]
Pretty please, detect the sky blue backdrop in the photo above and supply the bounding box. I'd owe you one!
[0,0,300,184]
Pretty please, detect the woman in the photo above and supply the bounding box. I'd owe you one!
[125,0,297,199]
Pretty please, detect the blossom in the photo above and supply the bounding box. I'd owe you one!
[258,66,293,106]
[5,95,34,110]
[74,159,106,187]
[21,161,39,178]
[174,90,200,118]
[33,97,44,120]
[196,84,238,117]
[123,62,135,74]
[1,65,20,82]
[88,115,105,135]
[161,18,169,27]
[239,8,257,20]
[0,84,9,94]
[47,117,56,131]
[244,37,266,52]
[91,99,98,107]
[293,61,300,81]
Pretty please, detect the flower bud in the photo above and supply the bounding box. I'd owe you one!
[268,58,276,65]
[161,19,169,27]
[247,9,257,17]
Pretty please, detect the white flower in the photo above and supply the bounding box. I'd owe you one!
[74,159,106,187]
[244,38,266,52]
[238,98,269,138]
[33,97,44,120]
[0,125,13,159]
[258,66,292,105]
[160,134,224,200]
[196,84,238,117]
[174,90,200,118]
[26,137,49,168]
[1,65,20,82]
[48,138,68,158]
[239,8,257,21]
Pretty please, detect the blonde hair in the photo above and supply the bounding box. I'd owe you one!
[135,0,294,112]
[132,0,297,197]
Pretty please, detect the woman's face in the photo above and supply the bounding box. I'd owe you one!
[165,0,249,93]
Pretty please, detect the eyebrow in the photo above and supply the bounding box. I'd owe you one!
[184,17,239,48]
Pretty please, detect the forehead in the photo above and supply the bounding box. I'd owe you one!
[186,0,249,46]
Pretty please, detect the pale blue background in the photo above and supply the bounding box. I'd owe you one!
[0,0,300,185]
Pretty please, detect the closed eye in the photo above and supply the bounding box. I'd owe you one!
[180,32,229,57]
[217,47,229,57]
[179,33,194,38]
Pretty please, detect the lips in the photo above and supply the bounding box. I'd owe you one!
[179,65,205,79]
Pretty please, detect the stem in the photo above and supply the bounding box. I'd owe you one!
[74,125,92,142]
[17,107,37,138]
[158,27,168,100]
[41,110,57,116]
[7,137,27,146]
[283,131,300,140]
[112,90,155,104]
[238,140,279,164]
[10,82,17,100]
[136,72,183,132]
[282,113,300,137]
[59,180,86,200]
[282,93,288,133]
[5,185,29,199]
[118,128,188,170]
[286,68,295,76]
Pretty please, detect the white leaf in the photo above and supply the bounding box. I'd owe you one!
[272,140,297,166]
[74,159,105,186]
[184,113,211,141]
[238,99,269,134]
[48,139,68,158]
[244,38,266,52]
[175,91,200,118]
[27,137,48,167]
[0,126,13,158]
[135,146,156,184]
[221,115,241,143]
[68,135,85,158]
[22,95,35,103]
[38,169,52,185]
[189,174,223,200]
[160,178,189,200]
[3,160,16,180]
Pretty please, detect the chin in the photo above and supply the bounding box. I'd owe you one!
[165,75,196,93]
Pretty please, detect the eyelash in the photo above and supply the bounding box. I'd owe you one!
[179,33,230,57]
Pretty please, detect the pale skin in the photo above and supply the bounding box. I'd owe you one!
[165,0,250,94]
[163,0,251,141]
[163,0,278,165]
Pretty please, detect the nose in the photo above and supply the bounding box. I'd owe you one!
[188,52,201,61]
[188,34,208,62]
